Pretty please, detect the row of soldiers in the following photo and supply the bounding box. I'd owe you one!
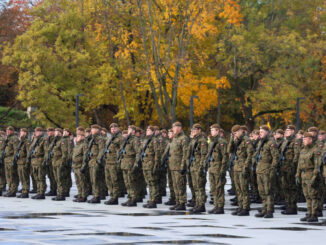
[0,123,325,223]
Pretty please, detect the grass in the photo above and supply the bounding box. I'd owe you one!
[0,106,35,129]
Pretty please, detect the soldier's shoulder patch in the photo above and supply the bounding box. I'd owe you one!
[295,142,299,145]
[220,143,224,146]
[271,144,274,148]
[317,151,321,155]
[246,141,250,144]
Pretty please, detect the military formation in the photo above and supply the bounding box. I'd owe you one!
[0,122,325,223]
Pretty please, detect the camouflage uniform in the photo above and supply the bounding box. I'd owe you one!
[255,136,280,216]
[16,136,31,195]
[44,135,57,194]
[0,136,7,194]
[296,142,322,220]
[157,135,168,197]
[279,135,300,212]
[250,138,260,201]
[162,141,175,204]
[315,139,325,214]
[169,131,189,208]
[188,133,208,209]
[29,135,47,196]
[72,139,88,200]
[4,134,19,195]
[62,136,73,196]
[52,136,68,198]
[206,135,228,212]
[232,135,254,212]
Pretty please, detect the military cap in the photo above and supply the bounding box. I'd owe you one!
[128,125,136,131]
[6,126,14,131]
[122,130,128,134]
[319,130,325,135]
[168,129,173,133]
[91,124,101,130]
[260,125,270,131]
[308,127,319,133]
[252,129,260,135]
[297,130,304,135]
[55,128,63,133]
[286,125,296,131]
[220,128,225,134]
[85,128,91,133]
[210,124,221,129]
[172,121,182,127]
[161,129,167,134]
[192,123,202,130]
[153,126,160,131]
[240,125,248,131]
[110,123,119,128]
[34,127,43,132]
[76,126,85,132]
[147,126,155,132]
[231,125,241,133]
[20,128,28,133]
[135,127,142,133]
[102,127,108,133]
[47,127,55,132]
[64,128,71,133]
[303,132,313,138]
[276,129,284,135]
[0,128,5,132]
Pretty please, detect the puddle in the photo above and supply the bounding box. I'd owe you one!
[293,220,326,226]
[35,229,75,233]
[177,218,212,221]
[249,227,321,231]
[0,228,16,231]
[4,212,91,219]
[234,225,246,227]
[170,225,235,229]
[190,234,250,239]
[116,211,193,216]
[132,227,169,231]
[67,232,150,236]
[130,240,228,245]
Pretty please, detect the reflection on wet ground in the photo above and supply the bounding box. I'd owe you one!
[132,227,169,230]
[3,212,98,219]
[113,240,230,245]
[67,232,150,236]
[293,220,326,226]
[0,228,16,231]
[169,225,235,229]
[190,234,250,239]
[249,227,321,231]
[35,229,76,233]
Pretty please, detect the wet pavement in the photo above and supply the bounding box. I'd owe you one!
[0,177,326,244]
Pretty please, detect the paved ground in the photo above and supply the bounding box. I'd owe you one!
[0,177,326,245]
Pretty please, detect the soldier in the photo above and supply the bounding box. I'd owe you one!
[154,126,167,200]
[100,123,122,205]
[3,126,19,197]
[119,126,140,207]
[101,128,108,138]
[254,125,280,218]
[51,128,69,201]
[249,130,260,203]
[279,125,300,215]
[72,127,88,202]
[84,127,92,195]
[85,124,105,203]
[0,132,6,196]
[138,126,161,208]
[206,124,228,214]
[44,127,57,196]
[169,122,189,211]
[162,129,176,205]
[62,128,73,197]
[29,127,46,199]
[321,134,326,209]
[230,125,254,216]
[187,129,196,208]
[273,129,284,205]
[296,132,322,222]
[15,128,31,198]
[187,123,208,213]
[135,127,147,202]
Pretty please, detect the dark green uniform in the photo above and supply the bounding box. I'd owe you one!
[72,139,88,200]
[162,141,175,204]
[250,139,260,201]
[0,136,7,194]
[157,135,168,197]
[16,136,31,196]
[44,136,57,194]
[63,136,73,196]
[169,131,189,208]
[4,134,19,195]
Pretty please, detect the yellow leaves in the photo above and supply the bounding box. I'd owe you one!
[219,0,242,26]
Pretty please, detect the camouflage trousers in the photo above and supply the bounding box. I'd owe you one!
[171,170,187,205]
[187,171,195,201]
[62,165,72,195]
[30,166,37,191]
[31,164,47,195]
[136,168,147,199]
[250,170,259,199]
[257,172,274,213]
[122,169,138,201]
[17,164,30,194]
[4,162,19,194]
[280,170,297,209]
[190,167,206,206]
[234,171,250,210]
[99,165,107,197]
[157,168,167,196]
[209,170,226,208]
[0,165,5,189]
[53,164,67,196]
[301,174,319,216]
[143,169,159,202]
[105,164,120,199]
[46,161,57,193]
[118,168,126,195]
[89,163,101,198]
[167,167,175,200]
[74,167,88,199]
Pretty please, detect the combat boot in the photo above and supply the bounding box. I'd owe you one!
[255,211,266,218]
[170,204,179,210]
[264,212,273,218]
[135,197,143,203]
[214,207,225,214]
[316,210,323,217]
[104,198,118,205]
[52,196,65,201]
[186,200,195,207]
[164,199,176,206]
[74,194,79,198]
[155,197,162,204]
[193,205,205,213]
[17,189,22,193]
[87,197,100,203]
[121,200,131,206]
[17,193,29,198]
[34,194,45,200]
[31,194,39,199]
[281,208,297,215]
[100,196,106,200]
[175,203,186,211]
[300,215,309,222]
[45,190,57,196]
[208,206,218,214]
[307,215,318,223]
[4,192,16,197]
[232,208,241,216]
[127,200,137,207]
[73,197,87,202]
[30,188,37,194]
[0,190,2,196]
[238,209,250,216]
[146,201,157,209]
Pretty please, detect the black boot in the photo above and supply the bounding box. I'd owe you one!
[45,190,57,196]
[193,205,206,213]
[34,194,45,200]
[74,194,79,198]
[144,201,157,209]
[155,197,162,204]
[232,208,241,216]
[255,211,266,218]
[281,208,297,215]
[4,192,16,197]
[175,203,186,211]
[87,197,100,203]
[238,209,250,216]
[164,199,176,206]
[300,215,309,222]
[170,204,179,210]
[264,212,273,218]
[307,215,318,223]
[187,200,195,207]
[104,198,118,205]
[121,200,131,206]
[52,196,66,201]
[127,200,137,207]
[0,190,2,196]
[73,197,87,202]
[30,189,37,194]
[17,193,29,198]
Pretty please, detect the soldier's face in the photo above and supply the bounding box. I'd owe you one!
[6,129,13,135]
[318,134,326,141]
[91,128,99,135]
[168,132,173,139]
[47,131,54,137]
[284,129,294,137]
[210,128,219,137]
[275,133,283,139]
[259,129,268,138]
[162,132,167,138]
[63,131,69,136]
[192,128,201,136]
[76,135,84,142]
[172,126,181,135]
[252,134,259,140]
[111,127,119,134]
[20,131,27,138]
[35,131,43,137]
[55,131,62,137]
[146,129,153,136]
[296,133,303,140]
[128,128,134,135]
[123,133,128,138]
[234,130,243,139]
[85,132,90,137]
[303,137,313,146]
